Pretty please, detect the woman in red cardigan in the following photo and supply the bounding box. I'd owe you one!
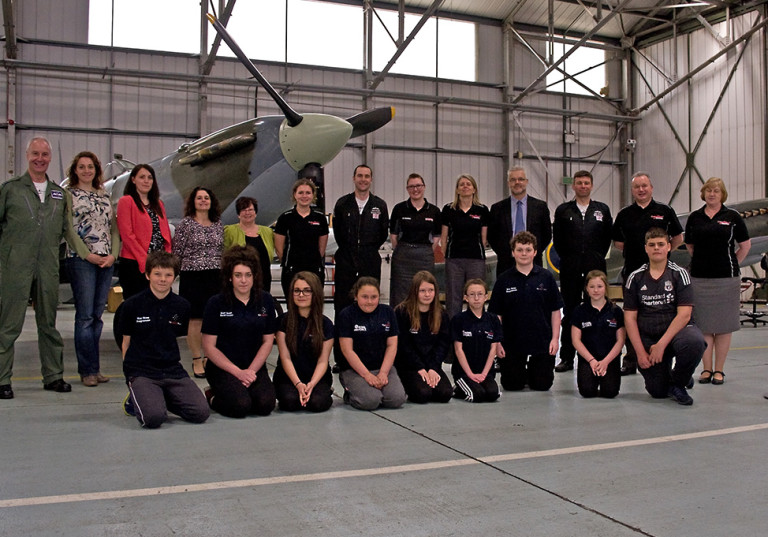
[117,164,172,299]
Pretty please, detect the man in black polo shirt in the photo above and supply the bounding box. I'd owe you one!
[623,228,704,405]
[553,170,613,373]
[612,172,683,375]
[120,252,209,428]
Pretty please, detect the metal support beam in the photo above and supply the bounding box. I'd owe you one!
[2,0,17,59]
[200,0,237,76]
[368,0,444,90]
[508,25,623,112]
[632,14,768,114]
[513,0,636,105]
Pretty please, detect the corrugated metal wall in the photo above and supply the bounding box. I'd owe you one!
[8,1,754,226]
[633,11,765,212]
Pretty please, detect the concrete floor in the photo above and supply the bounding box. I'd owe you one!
[1,304,767,537]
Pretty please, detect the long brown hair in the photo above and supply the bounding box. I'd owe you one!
[284,271,325,358]
[395,271,443,334]
[66,151,104,191]
[123,164,163,216]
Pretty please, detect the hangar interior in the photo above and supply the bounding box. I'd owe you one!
[2,0,766,214]
[2,2,768,536]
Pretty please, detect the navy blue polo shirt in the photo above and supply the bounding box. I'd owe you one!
[685,205,749,278]
[571,301,624,360]
[273,207,329,269]
[395,308,450,372]
[449,309,502,377]
[120,289,190,380]
[440,203,489,259]
[612,199,683,275]
[276,313,334,380]
[201,291,278,369]
[488,265,564,355]
[390,199,442,245]
[335,303,399,371]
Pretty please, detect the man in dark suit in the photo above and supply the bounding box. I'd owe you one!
[489,167,551,276]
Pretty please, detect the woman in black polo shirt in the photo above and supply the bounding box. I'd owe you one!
[685,177,751,385]
[440,174,490,318]
[389,173,441,307]
[201,246,277,418]
[274,272,333,412]
[274,179,329,299]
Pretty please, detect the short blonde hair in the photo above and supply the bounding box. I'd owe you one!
[700,177,727,203]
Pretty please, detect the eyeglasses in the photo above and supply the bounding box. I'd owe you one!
[406,184,425,190]
[293,288,313,296]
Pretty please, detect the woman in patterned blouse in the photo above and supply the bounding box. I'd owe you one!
[64,151,120,387]
[173,187,224,378]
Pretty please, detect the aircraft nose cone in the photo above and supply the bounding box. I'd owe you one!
[279,113,353,171]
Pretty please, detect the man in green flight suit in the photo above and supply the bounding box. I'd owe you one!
[0,137,90,399]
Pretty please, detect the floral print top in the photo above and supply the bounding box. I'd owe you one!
[172,216,224,271]
[66,187,114,257]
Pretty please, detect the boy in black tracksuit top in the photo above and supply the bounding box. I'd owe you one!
[450,279,502,402]
[120,252,209,429]
[489,231,563,391]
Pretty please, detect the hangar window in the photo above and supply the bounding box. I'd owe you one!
[89,0,200,54]
[372,11,476,81]
[89,0,475,80]
[545,39,606,96]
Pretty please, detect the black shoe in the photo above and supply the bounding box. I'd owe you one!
[685,376,695,390]
[668,385,693,405]
[43,379,72,393]
[554,361,574,373]
[620,365,637,376]
[0,384,13,399]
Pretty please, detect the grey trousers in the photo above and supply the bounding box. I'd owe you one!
[340,366,407,410]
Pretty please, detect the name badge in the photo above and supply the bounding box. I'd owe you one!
[50,190,63,200]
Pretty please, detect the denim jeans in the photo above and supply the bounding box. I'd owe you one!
[65,257,114,376]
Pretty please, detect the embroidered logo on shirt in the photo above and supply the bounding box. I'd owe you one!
[382,322,391,332]
[169,314,183,326]
[50,190,63,200]
[484,330,495,340]
[664,280,673,292]
[581,321,593,328]
[594,210,603,222]
[470,214,481,220]
[462,330,473,337]
[651,214,664,220]
[371,207,381,219]
[258,306,269,317]
[717,220,730,226]
[506,287,517,293]
[354,324,367,332]
[425,218,434,222]
[640,285,648,291]
[220,311,234,317]
[136,316,151,323]
[607,319,617,328]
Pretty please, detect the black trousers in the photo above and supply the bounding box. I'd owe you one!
[273,367,333,413]
[577,356,621,398]
[206,363,275,418]
[499,350,556,391]
[399,368,453,404]
[558,269,587,366]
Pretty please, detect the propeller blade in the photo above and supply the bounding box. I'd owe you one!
[347,107,395,138]
[207,14,303,127]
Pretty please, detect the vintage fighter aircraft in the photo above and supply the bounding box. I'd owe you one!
[102,13,394,228]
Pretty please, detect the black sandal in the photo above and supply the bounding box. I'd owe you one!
[712,371,725,385]
[698,370,713,384]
